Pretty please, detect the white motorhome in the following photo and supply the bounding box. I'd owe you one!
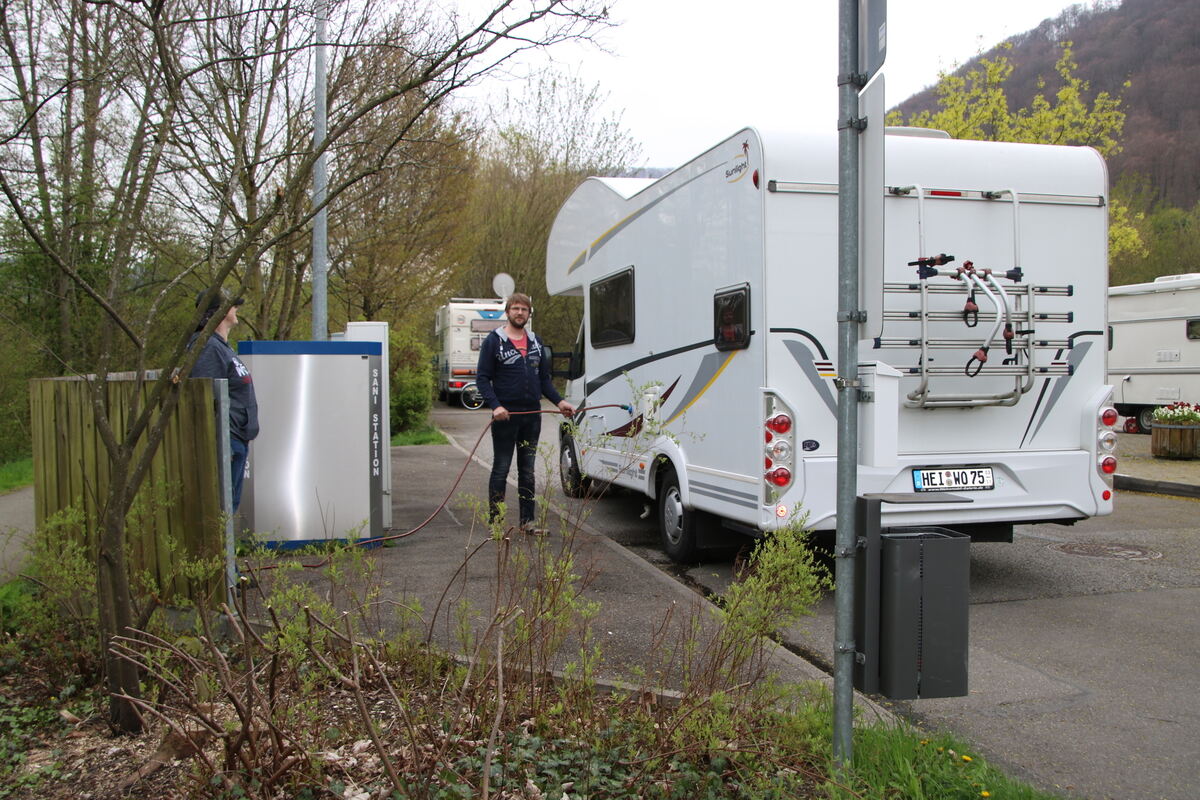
[548,128,1117,561]
[1108,274,1200,432]
[434,298,506,408]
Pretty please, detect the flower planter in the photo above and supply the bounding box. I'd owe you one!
[1150,423,1200,459]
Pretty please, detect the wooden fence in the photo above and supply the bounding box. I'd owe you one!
[29,374,226,605]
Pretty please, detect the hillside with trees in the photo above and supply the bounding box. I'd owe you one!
[891,0,1200,285]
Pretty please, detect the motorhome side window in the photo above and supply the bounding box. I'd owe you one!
[714,285,750,351]
[590,268,635,348]
[1188,319,1200,340]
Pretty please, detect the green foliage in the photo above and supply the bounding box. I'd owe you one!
[0,688,63,798]
[389,325,435,432]
[0,580,33,637]
[889,41,1142,261]
[0,458,32,494]
[391,423,448,446]
[15,508,101,691]
[825,726,1065,799]
[1109,195,1200,286]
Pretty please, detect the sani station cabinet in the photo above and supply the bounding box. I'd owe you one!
[238,321,390,547]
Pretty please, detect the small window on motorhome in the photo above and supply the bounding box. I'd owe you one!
[1188,319,1200,340]
[590,268,635,348]
[470,319,504,334]
[714,284,750,351]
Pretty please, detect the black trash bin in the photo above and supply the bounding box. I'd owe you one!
[877,527,969,699]
[853,495,972,700]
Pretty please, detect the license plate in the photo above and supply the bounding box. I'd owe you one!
[913,466,994,492]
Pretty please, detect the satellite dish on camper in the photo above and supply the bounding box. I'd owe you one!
[492,272,515,299]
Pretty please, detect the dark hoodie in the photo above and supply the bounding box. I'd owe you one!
[476,327,563,412]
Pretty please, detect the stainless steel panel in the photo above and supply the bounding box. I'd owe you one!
[240,343,383,545]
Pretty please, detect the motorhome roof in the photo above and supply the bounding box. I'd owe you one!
[1109,275,1200,295]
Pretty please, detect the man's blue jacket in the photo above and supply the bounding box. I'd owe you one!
[476,327,563,412]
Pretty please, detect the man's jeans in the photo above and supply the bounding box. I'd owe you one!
[231,436,249,513]
[489,414,541,526]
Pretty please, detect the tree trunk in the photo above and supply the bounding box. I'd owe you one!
[96,475,143,734]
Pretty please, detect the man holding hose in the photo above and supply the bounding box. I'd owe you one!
[475,293,575,533]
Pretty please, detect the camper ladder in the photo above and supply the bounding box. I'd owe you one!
[876,257,1074,408]
[873,184,1077,408]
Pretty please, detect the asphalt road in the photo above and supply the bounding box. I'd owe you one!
[434,404,1200,800]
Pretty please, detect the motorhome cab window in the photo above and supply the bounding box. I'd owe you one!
[590,268,635,348]
[1188,319,1200,340]
[714,285,750,351]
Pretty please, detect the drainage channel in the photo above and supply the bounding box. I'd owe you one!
[1050,542,1162,560]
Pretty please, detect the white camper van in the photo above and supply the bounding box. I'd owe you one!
[548,128,1117,561]
[1108,274,1200,432]
[434,298,506,408]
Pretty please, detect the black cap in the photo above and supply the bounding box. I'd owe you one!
[195,287,245,312]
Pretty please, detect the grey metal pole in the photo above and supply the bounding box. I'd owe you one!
[311,4,328,341]
[833,0,863,767]
[215,379,238,611]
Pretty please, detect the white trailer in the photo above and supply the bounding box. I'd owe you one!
[434,298,506,408]
[1108,274,1200,432]
[547,128,1117,561]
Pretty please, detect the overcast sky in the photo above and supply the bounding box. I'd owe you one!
[464,0,1085,168]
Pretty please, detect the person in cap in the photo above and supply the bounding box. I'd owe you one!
[475,292,575,533]
[188,287,259,512]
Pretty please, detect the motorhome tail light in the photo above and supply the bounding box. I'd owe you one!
[450,380,466,389]
[767,467,792,486]
[769,439,793,462]
[1098,430,1117,453]
[1099,455,1117,475]
[766,414,792,434]
[764,457,773,470]
[764,430,773,443]
[1100,406,1119,427]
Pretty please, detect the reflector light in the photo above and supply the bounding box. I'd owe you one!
[752,169,760,188]
[1100,407,1119,427]
[452,368,474,376]
[775,504,788,518]
[929,190,963,197]
[767,467,792,486]
[1100,456,1117,475]
[1103,489,1112,501]
[765,430,773,443]
[766,414,792,434]
[765,457,773,470]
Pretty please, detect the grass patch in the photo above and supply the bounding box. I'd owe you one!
[0,458,32,495]
[391,422,448,446]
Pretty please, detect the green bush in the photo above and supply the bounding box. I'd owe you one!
[389,325,435,433]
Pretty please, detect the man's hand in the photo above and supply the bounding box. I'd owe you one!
[492,406,510,422]
[557,400,576,417]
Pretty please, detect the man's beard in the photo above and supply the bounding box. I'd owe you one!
[509,316,527,330]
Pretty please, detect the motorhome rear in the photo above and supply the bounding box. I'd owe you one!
[434,299,506,408]
[1108,274,1200,432]
[548,128,1117,561]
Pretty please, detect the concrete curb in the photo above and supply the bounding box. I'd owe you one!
[1114,474,1200,500]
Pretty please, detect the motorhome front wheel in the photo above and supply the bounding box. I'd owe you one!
[658,470,699,563]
